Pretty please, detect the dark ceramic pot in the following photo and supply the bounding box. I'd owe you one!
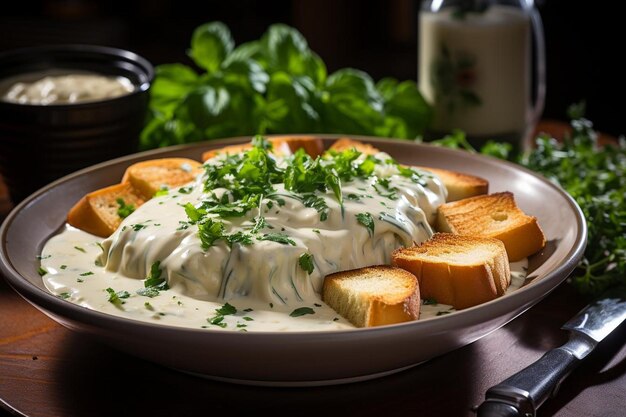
[0,44,154,204]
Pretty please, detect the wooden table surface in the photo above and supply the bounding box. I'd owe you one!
[2,123,625,417]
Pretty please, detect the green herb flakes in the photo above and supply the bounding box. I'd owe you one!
[258,233,296,246]
[106,288,130,305]
[299,253,315,274]
[356,212,375,236]
[116,198,135,219]
[137,261,169,297]
[290,307,315,317]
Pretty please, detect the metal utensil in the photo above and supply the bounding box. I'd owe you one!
[475,288,626,416]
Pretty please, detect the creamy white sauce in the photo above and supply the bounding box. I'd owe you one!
[40,149,527,331]
[2,70,134,105]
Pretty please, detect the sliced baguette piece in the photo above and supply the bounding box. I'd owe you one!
[436,191,546,261]
[418,166,488,202]
[121,158,203,199]
[327,137,381,155]
[67,182,145,238]
[201,136,324,161]
[272,135,325,158]
[392,233,511,310]
[322,265,420,327]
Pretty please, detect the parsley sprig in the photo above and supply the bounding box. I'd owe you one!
[187,136,402,250]
[137,261,169,298]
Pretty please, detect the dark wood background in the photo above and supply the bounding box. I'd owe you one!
[1,0,624,137]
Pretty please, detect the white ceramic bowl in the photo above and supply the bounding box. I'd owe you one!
[0,135,587,386]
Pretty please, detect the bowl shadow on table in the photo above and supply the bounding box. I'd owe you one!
[52,329,485,417]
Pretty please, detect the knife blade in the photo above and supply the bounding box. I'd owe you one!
[475,287,626,417]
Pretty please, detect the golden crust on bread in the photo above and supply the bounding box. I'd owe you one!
[121,158,203,199]
[327,137,381,155]
[392,233,510,310]
[67,182,146,238]
[436,192,546,261]
[418,166,488,202]
[322,265,420,327]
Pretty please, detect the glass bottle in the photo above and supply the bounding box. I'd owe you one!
[418,0,545,151]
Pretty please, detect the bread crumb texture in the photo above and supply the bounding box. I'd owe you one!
[437,191,546,261]
[392,233,511,310]
[322,266,420,328]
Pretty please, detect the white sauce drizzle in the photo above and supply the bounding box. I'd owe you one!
[40,151,528,331]
[2,71,134,105]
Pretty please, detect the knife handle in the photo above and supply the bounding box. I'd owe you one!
[476,344,584,416]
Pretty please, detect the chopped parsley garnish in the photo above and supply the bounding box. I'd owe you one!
[60,265,67,270]
[226,231,254,246]
[356,212,375,236]
[436,311,451,316]
[106,287,130,305]
[79,271,94,276]
[116,198,135,219]
[58,292,71,299]
[36,254,51,260]
[250,215,267,233]
[137,261,169,298]
[299,253,314,274]
[74,246,86,253]
[198,218,225,249]
[178,186,193,194]
[176,137,413,257]
[37,267,47,276]
[207,302,237,328]
[298,193,329,221]
[258,233,296,246]
[290,307,315,317]
[216,303,237,315]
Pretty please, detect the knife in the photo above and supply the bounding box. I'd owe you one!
[475,288,626,417]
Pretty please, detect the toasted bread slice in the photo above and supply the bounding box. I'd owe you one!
[327,137,381,155]
[272,135,325,158]
[436,192,546,261]
[392,233,510,310]
[418,167,488,202]
[67,182,145,238]
[322,265,420,327]
[201,136,324,161]
[121,158,203,199]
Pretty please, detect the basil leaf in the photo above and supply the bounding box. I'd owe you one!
[189,21,235,73]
